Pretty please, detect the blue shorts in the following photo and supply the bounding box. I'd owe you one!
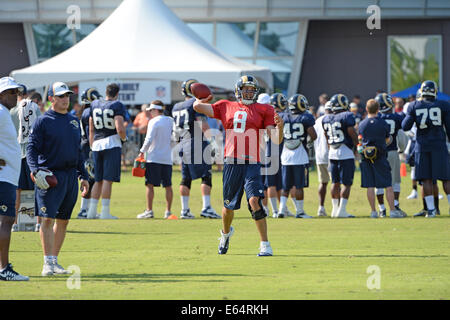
[264,167,282,190]
[181,163,211,181]
[35,169,78,220]
[360,157,392,188]
[281,165,308,191]
[18,158,34,190]
[0,182,17,217]
[222,163,265,210]
[414,150,450,181]
[329,159,355,186]
[145,163,172,187]
[93,147,122,182]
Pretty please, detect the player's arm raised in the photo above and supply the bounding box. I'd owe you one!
[193,95,214,118]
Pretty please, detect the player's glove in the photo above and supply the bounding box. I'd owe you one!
[33,169,52,190]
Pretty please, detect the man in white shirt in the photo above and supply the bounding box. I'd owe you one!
[137,101,174,219]
[314,102,332,216]
[0,77,29,281]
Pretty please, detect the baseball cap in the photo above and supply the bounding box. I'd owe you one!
[257,93,270,104]
[0,77,23,94]
[48,81,73,97]
[146,103,163,111]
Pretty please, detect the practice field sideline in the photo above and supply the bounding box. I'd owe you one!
[2,167,449,300]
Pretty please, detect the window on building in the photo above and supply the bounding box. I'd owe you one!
[186,23,214,45]
[388,35,442,93]
[216,22,257,58]
[257,22,299,57]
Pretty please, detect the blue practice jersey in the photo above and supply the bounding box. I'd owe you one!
[402,99,450,152]
[378,112,403,152]
[26,109,88,179]
[172,97,206,141]
[281,111,315,149]
[90,99,125,141]
[322,111,356,149]
[358,117,390,156]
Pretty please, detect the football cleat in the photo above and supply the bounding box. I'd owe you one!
[137,210,154,219]
[379,209,387,218]
[164,211,172,219]
[425,209,437,218]
[52,262,70,274]
[41,263,54,277]
[395,206,407,217]
[257,242,273,257]
[235,75,259,105]
[200,206,221,219]
[389,210,404,218]
[329,94,349,112]
[288,94,309,113]
[295,212,313,219]
[181,79,198,97]
[414,209,427,217]
[317,207,327,217]
[272,211,278,218]
[180,209,195,219]
[218,226,234,255]
[370,211,378,218]
[0,264,29,281]
[269,93,288,110]
[375,93,394,113]
[77,209,87,219]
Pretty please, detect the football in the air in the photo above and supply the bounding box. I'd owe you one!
[191,83,211,99]
[31,170,58,188]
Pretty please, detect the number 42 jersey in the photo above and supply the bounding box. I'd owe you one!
[90,99,125,151]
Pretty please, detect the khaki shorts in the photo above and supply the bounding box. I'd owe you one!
[387,150,401,184]
[317,163,330,184]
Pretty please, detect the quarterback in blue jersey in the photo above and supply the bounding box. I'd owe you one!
[322,94,358,218]
[358,99,404,218]
[171,79,219,219]
[27,81,89,276]
[76,88,102,219]
[402,80,450,217]
[278,94,316,218]
[86,83,127,220]
[374,93,407,217]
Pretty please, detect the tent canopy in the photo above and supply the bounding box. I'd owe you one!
[392,83,450,101]
[11,0,273,92]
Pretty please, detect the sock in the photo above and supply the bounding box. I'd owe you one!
[269,197,278,213]
[378,204,385,211]
[338,198,348,215]
[44,256,53,264]
[87,198,99,217]
[331,198,339,211]
[202,195,210,209]
[181,196,189,211]
[261,241,270,246]
[52,256,58,264]
[279,196,288,213]
[424,195,435,211]
[101,199,110,215]
[80,197,89,211]
[394,200,399,207]
[294,200,304,213]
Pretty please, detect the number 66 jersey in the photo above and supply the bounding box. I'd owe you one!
[90,99,125,151]
[211,100,275,163]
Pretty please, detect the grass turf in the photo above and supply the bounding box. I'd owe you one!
[2,165,449,300]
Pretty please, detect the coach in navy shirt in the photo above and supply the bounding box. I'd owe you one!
[358,99,403,218]
[27,82,89,277]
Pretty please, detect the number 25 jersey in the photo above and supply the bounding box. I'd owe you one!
[212,100,275,163]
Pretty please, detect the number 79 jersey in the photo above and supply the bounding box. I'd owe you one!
[401,99,450,152]
[212,100,275,162]
[90,99,125,141]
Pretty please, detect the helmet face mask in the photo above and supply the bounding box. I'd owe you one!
[288,94,309,113]
[330,94,349,113]
[419,80,437,100]
[375,93,394,113]
[235,75,259,105]
[181,79,198,97]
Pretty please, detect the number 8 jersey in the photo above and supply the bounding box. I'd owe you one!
[211,100,275,163]
[322,111,356,160]
[90,99,125,150]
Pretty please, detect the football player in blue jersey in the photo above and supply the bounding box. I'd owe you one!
[278,94,317,218]
[86,83,127,219]
[358,99,404,218]
[76,88,101,219]
[322,94,358,218]
[263,93,288,218]
[373,93,407,217]
[402,80,450,217]
[27,82,89,276]
[171,79,219,219]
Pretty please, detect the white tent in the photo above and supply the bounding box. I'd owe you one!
[11,0,273,91]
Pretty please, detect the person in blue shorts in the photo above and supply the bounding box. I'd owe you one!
[358,99,404,218]
[402,80,450,217]
[27,81,89,276]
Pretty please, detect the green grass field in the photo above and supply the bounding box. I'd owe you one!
[2,166,449,300]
